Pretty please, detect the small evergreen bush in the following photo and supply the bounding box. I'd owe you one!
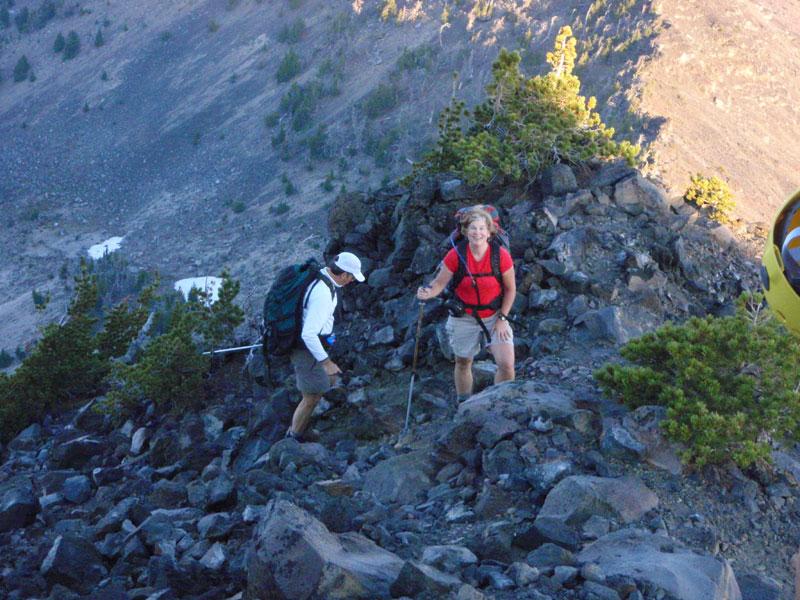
[14,6,28,32]
[684,173,735,223]
[0,350,13,369]
[594,294,800,468]
[54,32,65,53]
[94,29,104,47]
[208,19,219,32]
[277,17,305,43]
[0,7,9,29]
[381,0,398,21]
[305,124,328,159]
[13,55,30,82]
[363,82,399,119]
[63,30,80,60]
[276,48,301,83]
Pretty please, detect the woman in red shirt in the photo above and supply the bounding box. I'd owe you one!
[417,208,516,403]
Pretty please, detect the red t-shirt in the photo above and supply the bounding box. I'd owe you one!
[443,243,513,318]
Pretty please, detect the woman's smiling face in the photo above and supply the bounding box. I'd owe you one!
[466,219,489,245]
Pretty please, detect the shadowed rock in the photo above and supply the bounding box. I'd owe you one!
[577,529,741,600]
[245,499,404,600]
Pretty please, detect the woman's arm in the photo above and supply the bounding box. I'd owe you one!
[499,265,516,317]
[417,262,454,300]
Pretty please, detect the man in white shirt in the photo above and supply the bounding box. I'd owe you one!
[286,252,365,442]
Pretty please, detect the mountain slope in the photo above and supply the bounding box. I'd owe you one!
[0,0,795,352]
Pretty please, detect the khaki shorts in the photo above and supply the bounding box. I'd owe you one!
[446,311,513,359]
[290,347,331,395]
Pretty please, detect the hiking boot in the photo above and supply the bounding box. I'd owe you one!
[285,430,306,443]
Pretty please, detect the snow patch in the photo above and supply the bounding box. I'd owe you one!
[174,276,223,304]
[88,236,125,259]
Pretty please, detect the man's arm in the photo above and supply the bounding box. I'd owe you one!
[300,281,334,362]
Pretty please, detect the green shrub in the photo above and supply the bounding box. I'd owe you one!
[381,0,398,21]
[321,170,335,192]
[54,32,65,53]
[471,0,493,20]
[160,31,172,42]
[270,202,290,215]
[0,7,9,29]
[265,112,280,127]
[94,29,104,47]
[271,125,286,148]
[594,294,800,468]
[0,350,13,369]
[103,315,208,418]
[276,48,301,83]
[63,31,80,60]
[0,262,103,441]
[278,17,305,43]
[684,173,735,223]
[209,19,219,32]
[13,55,30,82]
[14,6,28,32]
[403,28,639,186]
[280,80,329,131]
[231,201,246,213]
[1,261,245,438]
[363,82,399,119]
[397,45,436,71]
[305,124,328,159]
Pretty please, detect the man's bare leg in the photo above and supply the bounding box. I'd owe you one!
[290,392,322,436]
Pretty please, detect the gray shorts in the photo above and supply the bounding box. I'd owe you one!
[446,311,513,358]
[290,347,331,395]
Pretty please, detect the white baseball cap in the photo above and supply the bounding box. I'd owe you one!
[334,252,365,282]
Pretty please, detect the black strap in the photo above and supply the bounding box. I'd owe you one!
[303,275,336,308]
[453,239,504,311]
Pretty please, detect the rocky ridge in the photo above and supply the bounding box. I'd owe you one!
[1,163,798,600]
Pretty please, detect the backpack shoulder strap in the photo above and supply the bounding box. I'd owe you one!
[489,240,502,285]
[452,238,469,289]
[303,273,336,309]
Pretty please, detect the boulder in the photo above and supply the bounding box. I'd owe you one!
[244,499,404,600]
[49,435,107,469]
[457,381,577,428]
[614,174,673,215]
[0,485,39,532]
[533,476,658,549]
[577,529,741,600]
[547,227,594,272]
[600,425,646,462]
[8,423,42,451]
[420,545,478,573]
[62,475,93,504]
[41,534,107,594]
[390,560,462,597]
[540,164,578,197]
[362,451,437,504]
[570,307,643,344]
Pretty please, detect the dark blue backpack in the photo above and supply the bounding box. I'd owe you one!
[262,258,334,357]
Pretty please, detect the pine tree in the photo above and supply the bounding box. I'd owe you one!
[63,30,80,60]
[94,29,104,47]
[54,32,65,53]
[0,7,10,29]
[403,27,639,186]
[13,55,30,83]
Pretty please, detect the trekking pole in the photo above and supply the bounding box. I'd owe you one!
[402,301,425,436]
[202,342,261,356]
